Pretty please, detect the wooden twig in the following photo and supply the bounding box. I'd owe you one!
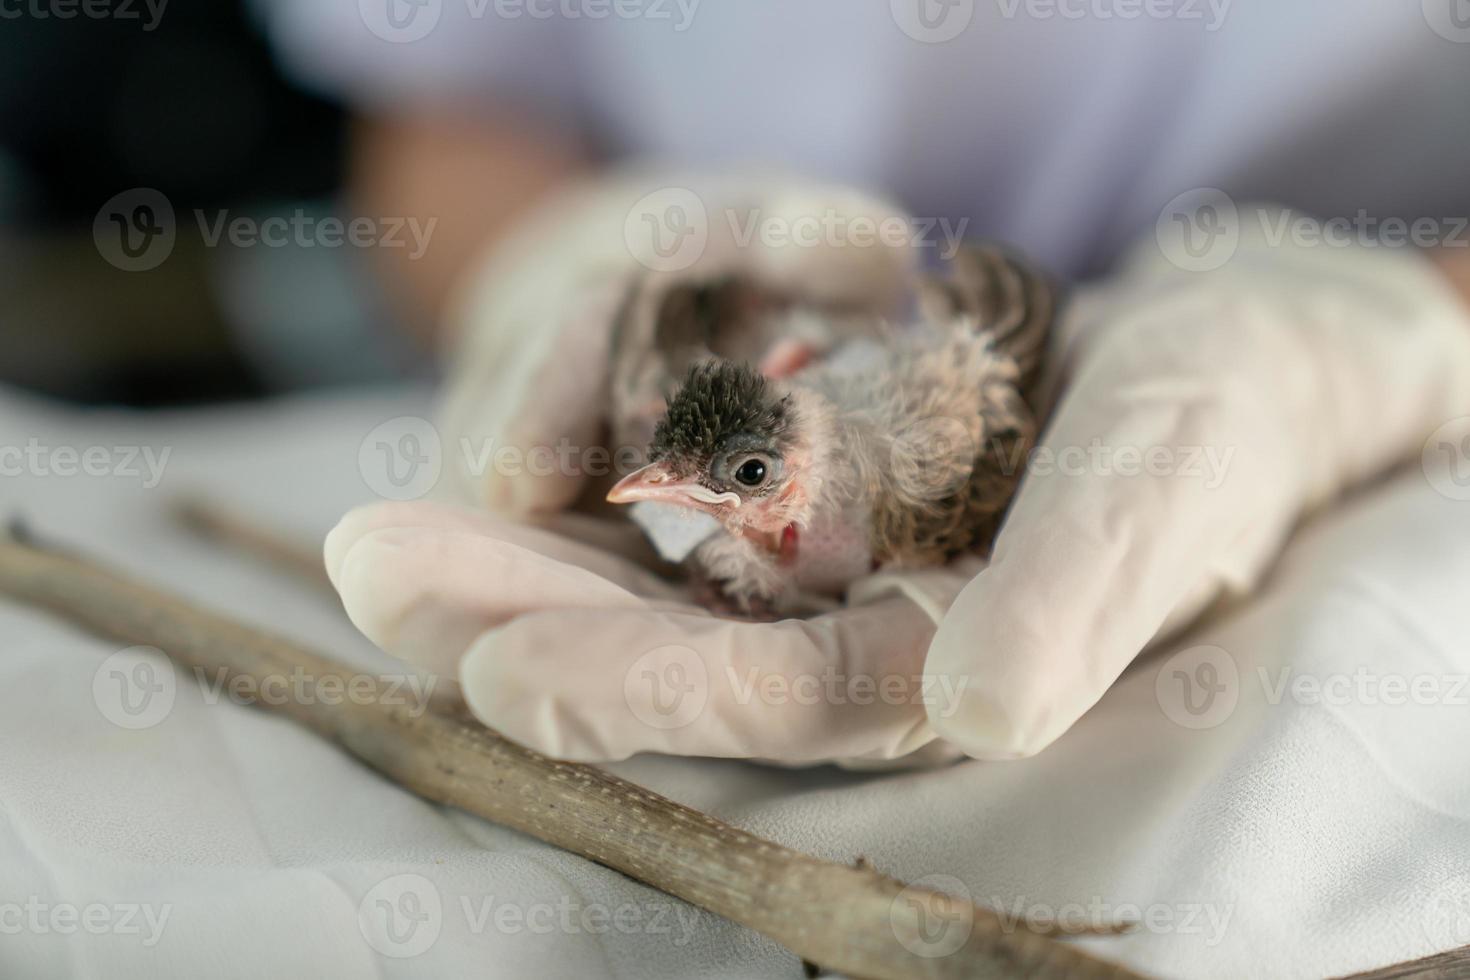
[171,495,333,590]
[0,527,1141,980]
[1335,946,1470,980]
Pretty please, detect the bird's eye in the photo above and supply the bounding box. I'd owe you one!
[733,458,767,487]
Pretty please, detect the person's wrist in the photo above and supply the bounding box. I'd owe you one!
[1426,247,1470,316]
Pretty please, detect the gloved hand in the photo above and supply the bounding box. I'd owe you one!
[331,200,1470,764]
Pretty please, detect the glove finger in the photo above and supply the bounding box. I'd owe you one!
[927,305,1295,759]
[440,272,626,517]
[331,525,692,678]
[459,596,944,763]
[326,500,681,600]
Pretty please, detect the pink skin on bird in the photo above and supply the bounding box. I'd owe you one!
[606,456,809,561]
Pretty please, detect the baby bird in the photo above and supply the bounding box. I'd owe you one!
[607,246,1059,617]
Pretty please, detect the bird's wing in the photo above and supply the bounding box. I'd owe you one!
[916,244,1062,402]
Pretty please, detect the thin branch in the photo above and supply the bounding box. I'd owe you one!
[0,529,1140,980]
[171,495,333,590]
[1335,946,1470,980]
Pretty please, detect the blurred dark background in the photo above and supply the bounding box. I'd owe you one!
[0,1,422,406]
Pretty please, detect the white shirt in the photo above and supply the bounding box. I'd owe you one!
[262,0,1470,275]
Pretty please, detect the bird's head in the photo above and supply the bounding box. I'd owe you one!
[607,361,812,545]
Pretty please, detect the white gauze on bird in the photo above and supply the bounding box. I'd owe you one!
[606,246,1060,618]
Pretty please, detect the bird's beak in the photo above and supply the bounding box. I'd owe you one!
[606,462,740,514]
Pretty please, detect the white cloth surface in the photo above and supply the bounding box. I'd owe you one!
[1,384,1467,979]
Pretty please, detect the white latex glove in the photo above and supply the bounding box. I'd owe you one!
[325,500,964,765]
[333,205,1470,765]
[438,172,918,515]
[927,217,1470,758]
